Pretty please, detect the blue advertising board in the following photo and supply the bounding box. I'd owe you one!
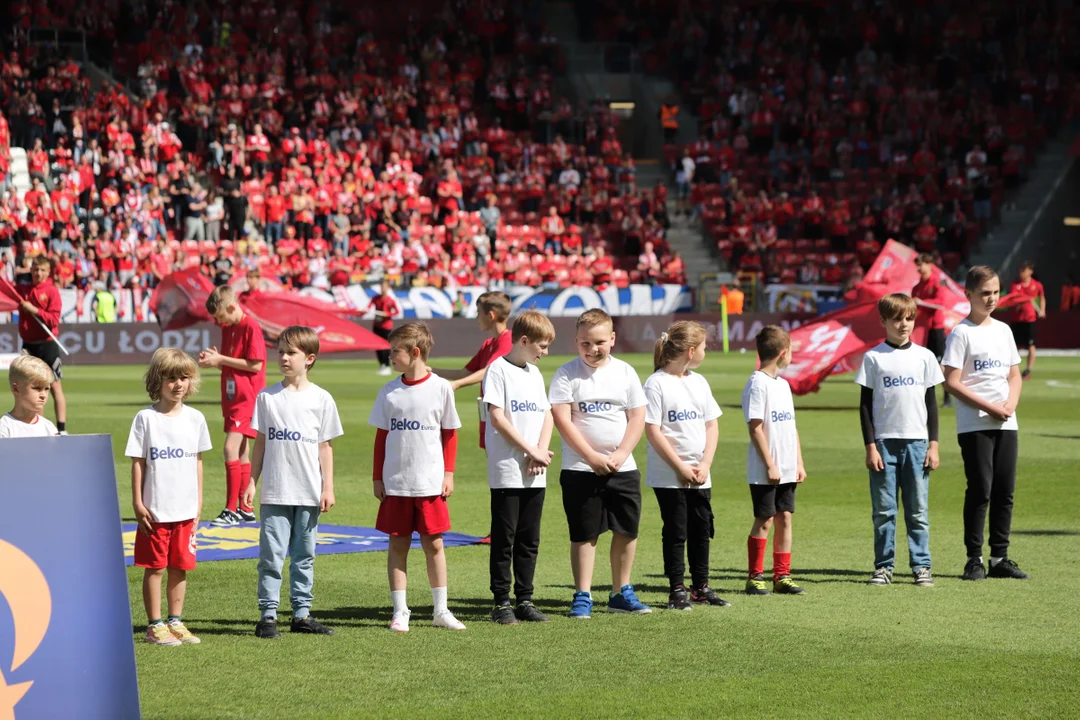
[0,435,141,720]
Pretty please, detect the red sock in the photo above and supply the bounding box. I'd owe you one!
[747,536,767,577]
[225,460,242,512]
[239,463,253,512]
[773,552,791,582]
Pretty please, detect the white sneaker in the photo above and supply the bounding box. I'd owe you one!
[389,610,411,632]
[433,611,466,631]
[377,366,392,376]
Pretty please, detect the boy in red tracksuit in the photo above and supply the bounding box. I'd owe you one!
[16,256,67,433]
[198,285,267,526]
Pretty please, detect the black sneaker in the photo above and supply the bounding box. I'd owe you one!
[210,508,241,527]
[961,557,987,581]
[491,601,519,625]
[666,585,692,611]
[1021,368,1031,380]
[690,584,732,607]
[987,558,1029,580]
[290,616,334,635]
[744,573,771,595]
[514,601,551,623]
[236,507,257,522]
[255,619,280,639]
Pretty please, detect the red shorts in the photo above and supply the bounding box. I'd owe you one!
[376,495,451,537]
[134,519,197,570]
[223,404,257,439]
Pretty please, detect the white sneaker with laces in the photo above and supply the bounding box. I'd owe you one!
[377,366,392,376]
[433,612,466,631]
[210,509,241,527]
[389,610,411,633]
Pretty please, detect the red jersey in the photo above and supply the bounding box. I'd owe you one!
[220,313,267,416]
[1009,280,1044,323]
[912,276,946,330]
[17,278,62,344]
[368,293,399,332]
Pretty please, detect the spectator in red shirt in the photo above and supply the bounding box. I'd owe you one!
[16,256,67,433]
[1009,261,1046,379]
[367,278,400,375]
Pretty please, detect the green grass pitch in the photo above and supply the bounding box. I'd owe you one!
[66,352,1080,719]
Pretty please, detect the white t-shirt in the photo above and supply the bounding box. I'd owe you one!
[253,382,344,506]
[644,370,722,489]
[0,413,58,438]
[483,357,551,489]
[741,370,799,485]
[548,356,646,472]
[941,318,1021,433]
[369,374,462,497]
[125,405,212,523]
[854,342,944,440]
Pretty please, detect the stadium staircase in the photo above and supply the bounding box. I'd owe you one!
[545,1,723,298]
[8,147,30,201]
[967,136,1078,282]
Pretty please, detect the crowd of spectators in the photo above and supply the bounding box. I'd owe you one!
[628,0,1080,285]
[0,0,687,309]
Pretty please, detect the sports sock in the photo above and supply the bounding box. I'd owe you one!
[431,586,448,616]
[56,421,66,432]
[391,590,408,615]
[148,619,163,627]
[989,556,1003,567]
[747,536,767,577]
[167,615,181,623]
[970,555,984,565]
[225,460,242,512]
[239,463,253,512]
[773,551,792,582]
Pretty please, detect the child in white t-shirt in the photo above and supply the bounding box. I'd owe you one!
[855,294,944,588]
[644,321,729,611]
[126,348,212,646]
[1,354,59,438]
[549,309,650,619]
[369,322,465,632]
[483,311,556,625]
[942,266,1027,582]
[244,326,344,639]
[741,325,806,596]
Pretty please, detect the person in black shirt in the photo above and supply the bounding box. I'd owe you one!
[220,166,247,241]
[212,247,234,286]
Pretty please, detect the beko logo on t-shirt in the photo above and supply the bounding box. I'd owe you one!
[974,359,1006,371]
[770,410,794,422]
[150,446,197,460]
[268,426,317,443]
[882,376,917,388]
[390,417,438,431]
[578,401,614,413]
[667,409,699,422]
[510,400,543,413]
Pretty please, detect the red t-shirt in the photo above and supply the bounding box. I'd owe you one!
[1009,280,1044,323]
[220,313,268,417]
[368,293,399,332]
[468,329,513,449]
[912,277,946,330]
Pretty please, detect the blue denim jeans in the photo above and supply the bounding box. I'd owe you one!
[870,439,931,570]
[258,505,321,619]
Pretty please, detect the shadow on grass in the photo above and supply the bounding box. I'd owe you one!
[1013,529,1080,537]
[104,400,221,408]
[133,619,253,637]
[1031,433,1080,440]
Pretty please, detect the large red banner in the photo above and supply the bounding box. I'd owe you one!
[240,291,389,353]
[148,268,214,330]
[0,276,21,313]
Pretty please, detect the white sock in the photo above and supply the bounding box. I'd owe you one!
[391,590,408,615]
[990,556,1003,567]
[431,586,448,616]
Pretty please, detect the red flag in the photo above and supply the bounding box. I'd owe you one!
[149,268,214,330]
[239,291,389,353]
[0,276,21,313]
[773,301,885,395]
[847,239,969,316]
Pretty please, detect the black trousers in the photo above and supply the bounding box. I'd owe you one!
[958,430,1018,558]
[490,488,546,603]
[653,488,714,589]
[373,325,392,367]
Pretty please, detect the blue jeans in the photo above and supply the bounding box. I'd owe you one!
[869,439,931,570]
[258,505,321,619]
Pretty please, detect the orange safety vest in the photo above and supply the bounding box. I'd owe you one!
[721,286,744,314]
[661,105,679,130]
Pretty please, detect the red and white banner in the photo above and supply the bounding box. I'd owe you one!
[148,268,214,330]
[0,276,21,314]
[239,291,389,353]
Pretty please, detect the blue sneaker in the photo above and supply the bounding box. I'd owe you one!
[608,584,653,614]
[569,591,593,619]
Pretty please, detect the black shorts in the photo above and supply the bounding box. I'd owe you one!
[560,469,642,542]
[1011,321,1036,348]
[22,341,63,380]
[926,328,947,362]
[750,483,797,518]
